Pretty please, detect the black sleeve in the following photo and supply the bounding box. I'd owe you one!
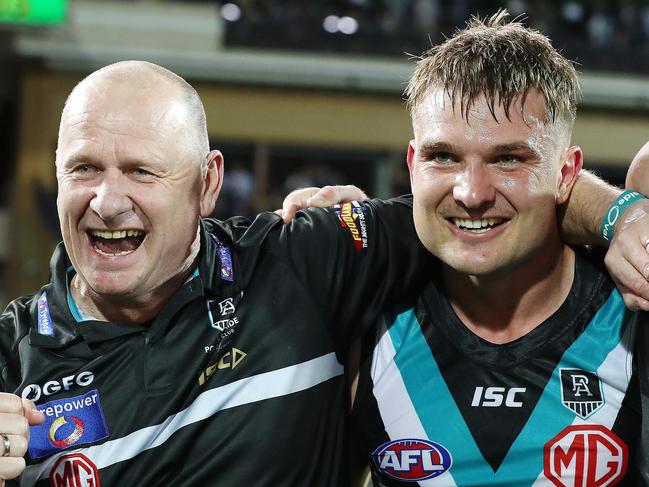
[272,195,433,350]
[636,316,649,483]
[0,297,32,393]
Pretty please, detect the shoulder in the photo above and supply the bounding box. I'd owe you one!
[0,293,36,356]
[203,214,282,248]
[1,294,35,329]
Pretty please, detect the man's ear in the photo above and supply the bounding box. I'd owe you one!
[200,150,224,217]
[407,140,417,190]
[557,146,583,204]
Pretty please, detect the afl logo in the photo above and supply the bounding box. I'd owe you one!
[49,416,84,448]
[372,438,452,481]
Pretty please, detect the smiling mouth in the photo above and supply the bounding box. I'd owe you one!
[451,217,505,233]
[88,230,146,256]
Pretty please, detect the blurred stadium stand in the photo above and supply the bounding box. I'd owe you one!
[1,0,649,302]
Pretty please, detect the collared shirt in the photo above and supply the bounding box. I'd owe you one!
[1,197,431,486]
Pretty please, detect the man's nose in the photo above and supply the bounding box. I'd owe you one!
[89,171,133,222]
[452,163,496,209]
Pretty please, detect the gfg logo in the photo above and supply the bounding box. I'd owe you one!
[22,371,94,402]
[372,439,452,481]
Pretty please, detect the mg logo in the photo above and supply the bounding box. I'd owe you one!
[49,453,100,487]
[544,425,627,487]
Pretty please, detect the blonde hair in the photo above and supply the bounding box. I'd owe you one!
[405,10,580,127]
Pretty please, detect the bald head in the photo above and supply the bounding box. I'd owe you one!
[57,61,209,169]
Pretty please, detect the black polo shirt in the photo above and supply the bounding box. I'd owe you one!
[1,197,429,486]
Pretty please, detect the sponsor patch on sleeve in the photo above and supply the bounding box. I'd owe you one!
[29,389,110,459]
[334,201,369,251]
[37,292,55,337]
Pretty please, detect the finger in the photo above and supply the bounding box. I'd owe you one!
[0,456,26,480]
[0,415,28,438]
[281,187,320,213]
[623,293,649,311]
[0,395,23,416]
[282,203,300,224]
[0,434,28,458]
[606,251,649,302]
[618,279,649,310]
[21,400,44,426]
[307,185,367,207]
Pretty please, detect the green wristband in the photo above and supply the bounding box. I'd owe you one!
[600,189,646,241]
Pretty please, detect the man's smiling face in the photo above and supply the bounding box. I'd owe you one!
[407,88,578,278]
[55,78,206,301]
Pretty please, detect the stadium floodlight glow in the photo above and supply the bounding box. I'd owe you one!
[562,1,584,22]
[221,3,241,22]
[323,15,339,33]
[338,16,358,35]
[0,0,67,25]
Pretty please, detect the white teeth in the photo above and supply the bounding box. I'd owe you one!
[90,230,144,239]
[93,247,134,257]
[452,218,504,230]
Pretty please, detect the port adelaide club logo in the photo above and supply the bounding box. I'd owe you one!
[372,439,452,482]
[560,368,604,419]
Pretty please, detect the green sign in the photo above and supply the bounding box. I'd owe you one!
[0,0,67,25]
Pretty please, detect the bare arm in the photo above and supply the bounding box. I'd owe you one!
[607,141,649,310]
[277,185,368,223]
[561,148,649,310]
[558,170,620,246]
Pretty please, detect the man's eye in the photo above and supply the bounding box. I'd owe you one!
[133,168,154,178]
[73,164,94,175]
[497,154,520,164]
[429,152,455,164]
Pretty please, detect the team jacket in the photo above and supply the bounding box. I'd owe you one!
[352,249,643,486]
[0,197,431,486]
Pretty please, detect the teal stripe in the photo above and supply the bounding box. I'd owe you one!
[65,267,85,323]
[65,267,200,323]
[388,290,629,486]
[501,290,630,482]
[389,310,486,484]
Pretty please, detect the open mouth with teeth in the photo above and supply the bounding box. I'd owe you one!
[452,218,505,233]
[88,230,146,256]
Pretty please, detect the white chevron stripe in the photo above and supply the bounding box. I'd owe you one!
[371,319,458,486]
[532,320,636,486]
[21,352,343,485]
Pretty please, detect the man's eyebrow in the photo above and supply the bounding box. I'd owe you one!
[61,153,96,167]
[491,142,541,157]
[417,141,459,153]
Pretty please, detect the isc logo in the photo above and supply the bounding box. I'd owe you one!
[471,386,526,407]
[49,453,100,487]
[544,425,627,487]
[372,439,452,481]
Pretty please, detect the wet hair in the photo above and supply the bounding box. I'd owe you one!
[405,10,580,127]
